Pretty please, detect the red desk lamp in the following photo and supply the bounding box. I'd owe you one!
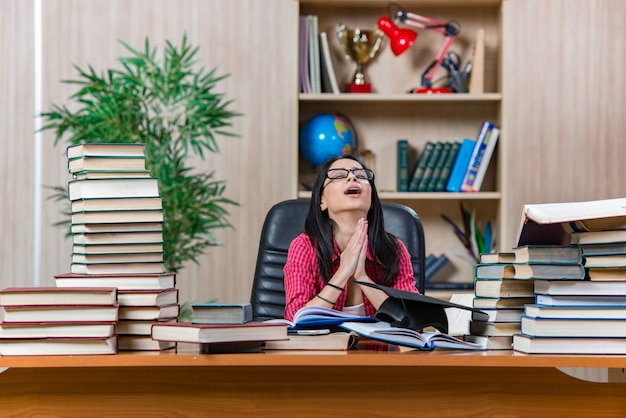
[377,4,460,93]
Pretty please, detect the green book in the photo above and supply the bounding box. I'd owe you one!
[396,139,410,192]
[426,142,452,191]
[408,142,435,192]
[416,142,443,192]
[435,141,461,191]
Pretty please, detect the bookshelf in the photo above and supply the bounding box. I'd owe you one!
[296,0,507,288]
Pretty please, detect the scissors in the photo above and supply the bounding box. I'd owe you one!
[442,51,462,72]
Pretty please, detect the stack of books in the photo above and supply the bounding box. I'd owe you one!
[0,287,119,356]
[511,198,626,354]
[57,143,180,351]
[150,303,288,353]
[463,254,533,350]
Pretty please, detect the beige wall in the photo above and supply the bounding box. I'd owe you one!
[1,0,625,304]
[504,0,626,248]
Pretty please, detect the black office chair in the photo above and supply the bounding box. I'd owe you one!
[249,199,426,321]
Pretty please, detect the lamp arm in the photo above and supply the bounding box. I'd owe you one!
[397,11,460,88]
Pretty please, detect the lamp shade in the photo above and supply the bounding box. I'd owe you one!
[377,16,417,56]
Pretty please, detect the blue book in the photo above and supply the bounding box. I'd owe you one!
[460,121,496,192]
[445,138,476,192]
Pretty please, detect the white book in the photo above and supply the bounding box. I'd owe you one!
[68,178,159,201]
[318,32,340,94]
[308,15,321,94]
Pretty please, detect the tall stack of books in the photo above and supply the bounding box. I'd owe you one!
[56,143,179,351]
[0,287,118,356]
[511,198,626,354]
[151,303,288,353]
[464,252,533,350]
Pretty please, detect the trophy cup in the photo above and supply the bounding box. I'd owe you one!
[336,23,384,93]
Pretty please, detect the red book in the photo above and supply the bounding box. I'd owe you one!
[151,321,288,344]
[0,287,117,306]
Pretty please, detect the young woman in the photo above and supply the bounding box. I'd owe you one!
[283,152,419,321]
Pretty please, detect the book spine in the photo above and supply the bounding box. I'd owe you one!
[299,15,312,94]
[396,139,410,192]
[426,142,451,192]
[445,138,476,192]
[469,127,500,192]
[408,142,435,192]
[308,15,321,94]
[435,141,460,192]
[318,32,340,94]
[416,141,443,192]
[460,121,495,192]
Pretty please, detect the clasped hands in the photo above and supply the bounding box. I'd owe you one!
[337,217,372,286]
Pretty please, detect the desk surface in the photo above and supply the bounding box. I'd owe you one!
[2,342,626,369]
[1,343,626,417]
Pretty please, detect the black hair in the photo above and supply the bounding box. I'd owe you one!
[304,151,400,286]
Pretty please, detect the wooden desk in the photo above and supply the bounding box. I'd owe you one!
[1,344,626,417]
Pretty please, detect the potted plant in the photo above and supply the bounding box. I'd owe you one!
[40,35,239,273]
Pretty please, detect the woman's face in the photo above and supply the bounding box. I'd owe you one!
[320,158,372,217]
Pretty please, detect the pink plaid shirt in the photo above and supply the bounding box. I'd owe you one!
[283,233,418,321]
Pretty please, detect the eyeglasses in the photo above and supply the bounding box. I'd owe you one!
[325,168,374,181]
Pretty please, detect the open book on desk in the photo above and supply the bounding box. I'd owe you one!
[265,306,375,330]
[340,321,483,351]
[264,331,358,351]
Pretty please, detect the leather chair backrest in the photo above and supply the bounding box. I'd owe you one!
[250,199,425,320]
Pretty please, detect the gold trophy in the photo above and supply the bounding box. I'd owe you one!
[336,23,383,93]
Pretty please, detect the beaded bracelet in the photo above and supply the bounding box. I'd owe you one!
[326,282,344,291]
[316,294,336,305]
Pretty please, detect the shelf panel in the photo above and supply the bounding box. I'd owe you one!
[299,93,502,103]
[298,191,501,200]
[300,0,502,7]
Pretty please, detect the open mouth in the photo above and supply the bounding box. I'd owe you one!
[345,186,361,195]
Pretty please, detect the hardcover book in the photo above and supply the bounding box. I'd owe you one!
[117,335,176,351]
[71,223,163,234]
[0,322,115,339]
[434,141,460,191]
[67,143,146,158]
[0,287,117,306]
[73,242,164,255]
[72,231,164,245]
[460,121,498,192]
[54,272,176,290]
[68,178,159,201]
[68,156,147,173]
[515,197,626,247]
[70,261,165,275]
[396,139,410,192]
[150,321,288,344]
[191,303,253,324]
[513,334,626,355]
[71,197,162,212]
[70,209,164,224]
[534,279,626,296]
[118,304,179,321]
[445,138,476,192]
[0,336,118,356]
[264,331,358,351]
[408,141,435,191]
[520,316,626,338]
[513,245,582,264]
[474,278,534,298]
[117,288,178,307]
[71,252,164,265]
[0,304,119,324]
[512,263,585,280]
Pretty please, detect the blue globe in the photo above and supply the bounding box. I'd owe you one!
[299,114,355,168]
